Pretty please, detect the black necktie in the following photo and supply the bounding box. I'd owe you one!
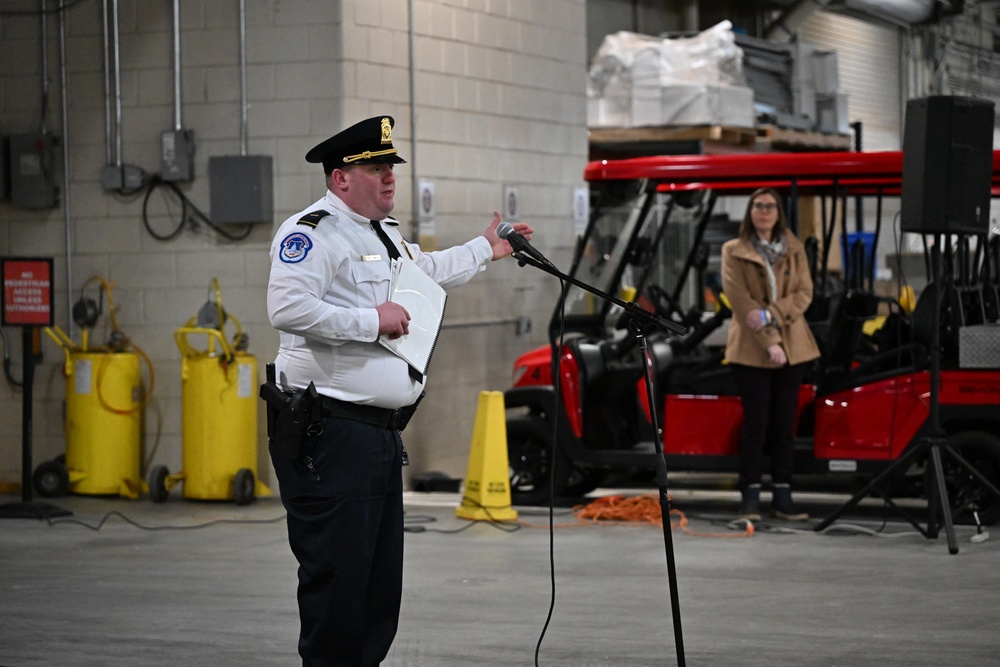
[371,220,401,260]
[371,220,423,383]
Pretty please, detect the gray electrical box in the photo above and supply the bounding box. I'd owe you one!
[0,136,10,199]
[209,155,273,224]
[10,134,59,209]
[100,164,145,192]
[161,129,195,182]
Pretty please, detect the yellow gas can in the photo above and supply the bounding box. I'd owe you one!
[147,322,270,505]
[35,276,151,500]
[178,346,260,501]
[148,279,270,505]
[64,351,142,498]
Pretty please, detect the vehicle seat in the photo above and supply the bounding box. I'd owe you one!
[910,280,964,367]
[816,290,879,386]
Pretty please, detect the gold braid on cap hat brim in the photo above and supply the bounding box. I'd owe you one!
[342,148,398,164]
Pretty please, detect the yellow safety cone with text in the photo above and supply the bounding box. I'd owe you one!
[456,391,518,522]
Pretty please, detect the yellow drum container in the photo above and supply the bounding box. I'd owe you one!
[179,350,260,500]
[65,351,142,498]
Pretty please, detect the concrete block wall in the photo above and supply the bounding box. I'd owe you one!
[0,0,588,491]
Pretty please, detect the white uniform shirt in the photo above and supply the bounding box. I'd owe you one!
[267,191,492,408]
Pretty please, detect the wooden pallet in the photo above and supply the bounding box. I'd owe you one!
[588,125,758,159]
[589,124,758,146]
[755,124,853,151]
[587,123,853,159]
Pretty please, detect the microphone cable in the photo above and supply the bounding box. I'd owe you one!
[534,277,569,666]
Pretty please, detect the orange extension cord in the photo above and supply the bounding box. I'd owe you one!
[570,494,754,538]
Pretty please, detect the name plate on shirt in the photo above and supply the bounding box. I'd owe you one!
[362,254,382,262]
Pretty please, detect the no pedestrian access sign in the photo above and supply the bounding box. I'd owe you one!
[1,257,54,327]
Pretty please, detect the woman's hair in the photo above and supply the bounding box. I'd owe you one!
[739,187,788,241]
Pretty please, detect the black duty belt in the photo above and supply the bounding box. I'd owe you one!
[318,395,406,430]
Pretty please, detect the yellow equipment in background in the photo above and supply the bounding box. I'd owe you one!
[36,277,152,499]
[147,278,270,505]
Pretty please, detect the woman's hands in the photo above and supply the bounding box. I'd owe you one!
[767,343,787,365]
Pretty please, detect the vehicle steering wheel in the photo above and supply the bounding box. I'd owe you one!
[646,283,682,322]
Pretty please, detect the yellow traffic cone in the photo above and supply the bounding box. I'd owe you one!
[455,391,518,522]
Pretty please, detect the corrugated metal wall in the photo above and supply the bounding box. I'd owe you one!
[799,12,903,150]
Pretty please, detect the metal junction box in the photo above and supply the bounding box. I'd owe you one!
[161,129,195,182]
[208,155,273,224]
[10,134,59,209]
[0,136,10,199]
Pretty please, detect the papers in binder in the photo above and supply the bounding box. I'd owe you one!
[379,259,447,376]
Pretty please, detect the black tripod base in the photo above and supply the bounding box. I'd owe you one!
[815,434,1000,555]
[0,500,72,520]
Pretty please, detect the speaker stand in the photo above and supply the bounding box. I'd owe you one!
[815,240,1000,553]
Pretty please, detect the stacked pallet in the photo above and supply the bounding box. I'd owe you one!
[755,124,853,151]
[587,124,852,160]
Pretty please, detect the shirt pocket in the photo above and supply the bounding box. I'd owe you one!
[350,260,391,304]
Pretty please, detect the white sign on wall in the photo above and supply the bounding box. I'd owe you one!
[418,178,436,237]
[418,179,435,222]
[503,184,520,222]
[573,186,589,237]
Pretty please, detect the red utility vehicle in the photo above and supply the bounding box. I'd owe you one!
[505,149,1000,524]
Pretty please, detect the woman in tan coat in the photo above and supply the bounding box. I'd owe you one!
[721,188,820,522]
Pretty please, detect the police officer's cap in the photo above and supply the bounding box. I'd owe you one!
[305,116,407,174]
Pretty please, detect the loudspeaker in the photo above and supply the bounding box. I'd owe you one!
[901,95,994,235]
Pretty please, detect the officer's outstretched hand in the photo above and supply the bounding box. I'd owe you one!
[484,210,535,261]
[377,302,411,339]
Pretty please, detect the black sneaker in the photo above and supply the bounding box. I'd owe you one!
[771,486,808,521]
[772,505,808,521]
[738,497,762,521]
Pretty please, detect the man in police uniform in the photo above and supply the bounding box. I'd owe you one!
[266,115,534,666]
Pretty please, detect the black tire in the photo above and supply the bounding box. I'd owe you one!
[507,415,569,506]
[233,468,256,506]
[33,460,69,498]
[935,430,1000,526]
[148,465,170,503]
[563,467,607,499]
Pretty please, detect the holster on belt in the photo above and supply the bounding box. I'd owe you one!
[395,391,424,432]
[259,364,322,459]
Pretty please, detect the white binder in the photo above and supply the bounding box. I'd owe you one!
[378,259,447,376]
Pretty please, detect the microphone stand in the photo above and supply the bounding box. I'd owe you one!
[508,249,687,666]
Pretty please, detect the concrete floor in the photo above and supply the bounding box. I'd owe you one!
[1,482,998,667]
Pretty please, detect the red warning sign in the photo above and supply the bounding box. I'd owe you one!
[2,257,54,327]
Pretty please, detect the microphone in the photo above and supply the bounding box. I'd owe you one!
[497,222,551,266]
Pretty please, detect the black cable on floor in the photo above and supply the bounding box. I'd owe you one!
[44,509,287,532]
[404,499,522,534]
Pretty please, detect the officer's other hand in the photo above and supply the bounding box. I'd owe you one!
[484,210,535,261]
[377,302,411,339]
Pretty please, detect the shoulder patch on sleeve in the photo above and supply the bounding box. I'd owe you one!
[297,209,331,228]
[278,232,313,263]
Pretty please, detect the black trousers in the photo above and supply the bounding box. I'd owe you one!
[730,362,808,491]
[270,416,404,667]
